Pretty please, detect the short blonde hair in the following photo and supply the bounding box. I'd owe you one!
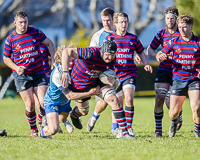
[54,43,74,64]
[113,12,129,23]
[177,14,193,25]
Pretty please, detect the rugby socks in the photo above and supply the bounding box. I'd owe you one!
[112,123,119,130]
[92,111,100,120]
[70,106,81,119]
[37,106,45,127]
[112,108,128,136]
[125,106,134,128]
[154,112,163,133]
[25,110,37,132]
[194,123,200,132]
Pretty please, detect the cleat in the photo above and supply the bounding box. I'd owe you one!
[194,131,200,138]
[111,128,119,136]
[58,127,63,133]
[153,132,162,138]
[116,133,136,139]
[176,111,183,131]
[116,129,123,138]
[70,116,82,129]
[127,128,136,137]
[30,130,38,137]
[0,129,7,137]
[169,119,178,138]
[65,121,74,133]
[86,117,97,132]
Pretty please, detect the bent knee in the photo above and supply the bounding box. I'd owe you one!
[169,110,179,120]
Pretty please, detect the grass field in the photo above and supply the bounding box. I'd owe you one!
[0,97,200,160]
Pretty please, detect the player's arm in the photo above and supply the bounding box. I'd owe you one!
[61,48,78,88]
[42,37,56,68]
[3,56,25,75]
[147,46,157,58]
[156,51,167,63]
[61,86,100,100]
[138,51,153,73]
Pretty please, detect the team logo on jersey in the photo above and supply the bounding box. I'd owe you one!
[5,41,9,45]
[32,39,36,42]
[16,44,21,50]
[175,47,181,53]
[130,42,133,45]
[194,48,197,52]
[163,42,167,47]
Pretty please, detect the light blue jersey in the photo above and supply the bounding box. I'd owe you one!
[44,63,71,114]
[90,28,113,47]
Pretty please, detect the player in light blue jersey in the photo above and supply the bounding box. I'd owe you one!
[90,8,115,47]
[40,44,100,139]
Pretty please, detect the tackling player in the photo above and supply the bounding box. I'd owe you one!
[40,44,100,139]
[156,14,200,138]
[147,7,182,138]
[3,11,56,137]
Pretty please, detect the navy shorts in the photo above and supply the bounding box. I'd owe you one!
[115,77,136,93]
[13,73,48,92]
[155,69,173,86]
[45,102,72,115]
[171,79,200,96]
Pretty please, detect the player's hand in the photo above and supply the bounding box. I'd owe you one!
[107,76,116,86]
[16,66,26,75]
[144,65,153,73]
[135,54,141,64]
[61,71,71,88]
[156,52,167,63]
[196,69,200,78]
[89,86,100,95]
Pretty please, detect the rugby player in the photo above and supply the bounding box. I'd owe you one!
[3,11,56,137]
[156,14,200,138]
[40,44,100,139]
[61,39,135,139]
[87,12,153,138]
[146,7,182,138]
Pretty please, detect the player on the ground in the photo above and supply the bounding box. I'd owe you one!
[61,39,135,139]
[156,14,200,138]
[39,44,100,139]
[3,11,56,137]
[147,7,182,138]
[87,12,153,138]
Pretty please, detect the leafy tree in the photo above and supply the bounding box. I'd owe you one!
[175,0,200,36]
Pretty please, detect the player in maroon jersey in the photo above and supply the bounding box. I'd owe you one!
[3,11,56,137]
[147,7,182,138]
[156,14,200,138]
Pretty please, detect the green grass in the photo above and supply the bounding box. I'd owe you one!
[0,97,200,160]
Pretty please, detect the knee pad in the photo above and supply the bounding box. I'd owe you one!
[102,88,116,101]
[77,105,90,113]
[123,84,135,91]
[155,88,168,95]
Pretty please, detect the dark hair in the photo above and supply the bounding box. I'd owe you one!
[177,14,193,25]
[100,7,115,18]
[14,11,28,20]
[113,12,129,23]
[165,7,179,17]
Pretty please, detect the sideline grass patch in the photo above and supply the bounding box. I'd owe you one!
[0,97,200,160]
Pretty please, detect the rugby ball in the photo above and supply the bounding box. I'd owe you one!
[99,69,119,86]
